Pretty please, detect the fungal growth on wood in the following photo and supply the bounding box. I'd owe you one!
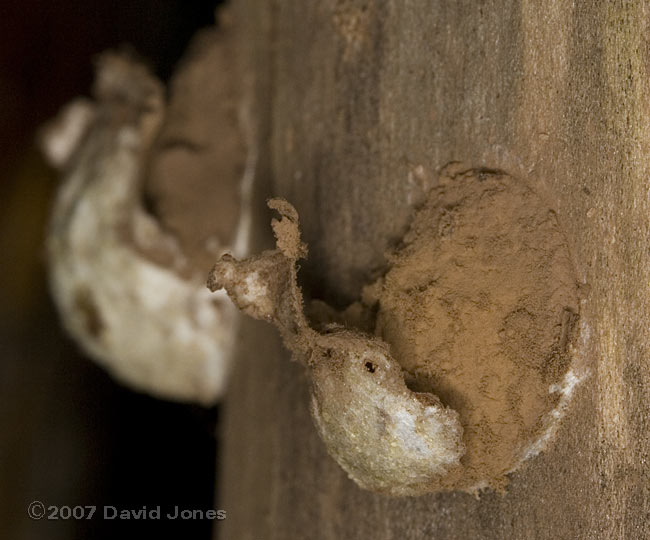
[43,26,249,406]
[208,199,465,495]
[208,165,582,496]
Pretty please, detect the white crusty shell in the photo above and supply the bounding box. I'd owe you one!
[309,332,464,495]
[208,200,465,495]
[44,55,247,405]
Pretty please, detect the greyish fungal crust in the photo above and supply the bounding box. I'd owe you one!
[207,199,465,496]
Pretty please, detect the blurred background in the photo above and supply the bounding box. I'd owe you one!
[0,1,225,538]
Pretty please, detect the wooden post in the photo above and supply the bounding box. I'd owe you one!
[217,1,650,538]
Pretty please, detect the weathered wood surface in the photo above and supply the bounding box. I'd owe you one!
[218,2,650,538]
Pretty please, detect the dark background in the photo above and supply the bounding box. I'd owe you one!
[0,2,224,538]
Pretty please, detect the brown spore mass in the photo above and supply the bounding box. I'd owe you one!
[143,27,246,273]
[365,166,579,491]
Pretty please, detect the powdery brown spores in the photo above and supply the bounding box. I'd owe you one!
[208,165,581,495]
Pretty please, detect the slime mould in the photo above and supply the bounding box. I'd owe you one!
[208,166,583,496]
[208,199,465,496]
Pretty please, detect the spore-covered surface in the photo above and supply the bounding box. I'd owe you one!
[210,175,580,495]
[366,166,580,492]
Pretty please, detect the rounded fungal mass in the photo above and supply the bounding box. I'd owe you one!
[208,166,581,496]
[44,48,247,406]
